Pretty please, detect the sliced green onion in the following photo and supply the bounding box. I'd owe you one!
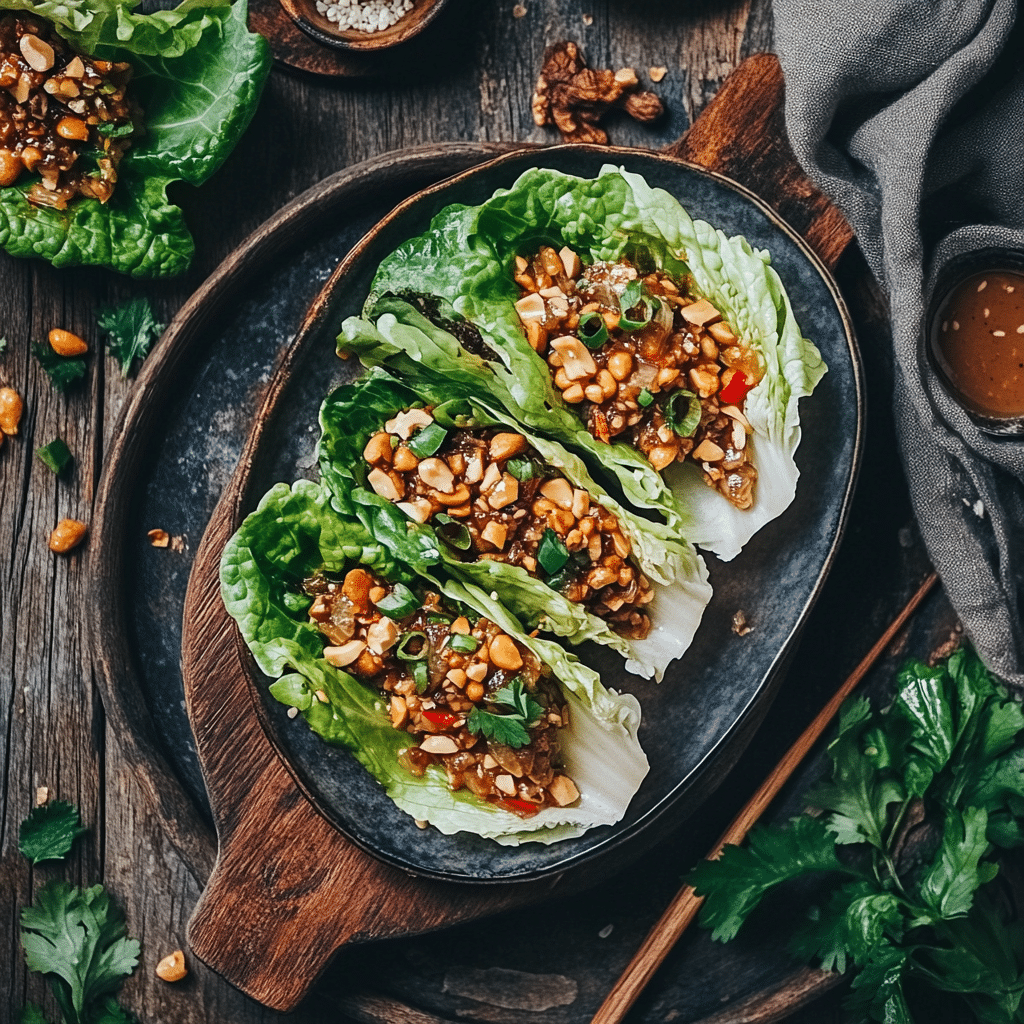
[407,421,447,458]
[506,456,535,481]
[396,631,429,661]
[427,613,451,624]
[412,660,429,693]
[537,528,570,576]
[664,389,701,437]
[374,582,419,618]
[435,513,472,551]
[34,438,72,474]
[638,388,654,408]
[449,632,480,654]
[578,311,608,349]
[618,279,658,331]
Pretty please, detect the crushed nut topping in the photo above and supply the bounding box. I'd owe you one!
[363,411,653,639]
[0,13,138,209]
[532,40,664,145]
[304,567,581,815]
[513,245,766,510]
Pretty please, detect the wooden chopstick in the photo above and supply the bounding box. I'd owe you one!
[590,571,939,1024]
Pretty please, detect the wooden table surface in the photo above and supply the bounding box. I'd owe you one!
[0,2,908,1022]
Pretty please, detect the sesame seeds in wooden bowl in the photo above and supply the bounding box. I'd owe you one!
[277,0,449,51]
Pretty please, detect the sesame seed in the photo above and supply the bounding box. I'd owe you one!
[314,0,415,32]
[953,321,960,330]
[287,706,299,718]
[978,280,988,291]
[984,308,990,317]
[993,330,1007,337]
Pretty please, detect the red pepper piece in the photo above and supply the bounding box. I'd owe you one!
[719,368,755,405]
[422,709,459,729]
[498,797,541,818]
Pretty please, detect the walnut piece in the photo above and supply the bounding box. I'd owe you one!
[532,41,665,145]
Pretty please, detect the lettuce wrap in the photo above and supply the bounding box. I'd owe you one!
[221,479,649,845]
[364,165,826,560]
[0,0,270,276]
[316,367,712,681]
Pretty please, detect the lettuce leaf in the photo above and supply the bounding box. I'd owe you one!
[316,367,712,680]
[0,0,270,276]
[366,165,826,560]
[220,479,649,844]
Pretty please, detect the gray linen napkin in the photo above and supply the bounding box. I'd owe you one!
[773,1,1024,687]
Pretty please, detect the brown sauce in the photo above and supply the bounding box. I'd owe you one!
[931,270,1024,419]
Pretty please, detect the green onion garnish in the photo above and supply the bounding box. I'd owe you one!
[638,388,654,408]
[396,631,429,661]
[618,280,658,331]
[506,456,535,481]
[435,513,472,551]
[412,660,429,693]
[537,528,570,576]
[34,438,73,475]
[664,389,701,437]
[449,633,480,654]
[374,583,419,618]
[406,421,447,458]
[578,311,609,349]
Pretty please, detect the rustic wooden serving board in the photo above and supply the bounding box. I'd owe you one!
[172,53,857,1013]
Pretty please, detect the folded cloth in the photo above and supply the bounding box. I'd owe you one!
[773,1,1024,687]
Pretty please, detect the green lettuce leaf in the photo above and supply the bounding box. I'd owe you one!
[316,367,712,681]
[365,165,826,560]
[220,479,649,844]
[0,0,270,276]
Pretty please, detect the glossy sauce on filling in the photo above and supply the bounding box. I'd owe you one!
[932,270,1024,419]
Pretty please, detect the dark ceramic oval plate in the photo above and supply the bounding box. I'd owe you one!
[233,145,863,883]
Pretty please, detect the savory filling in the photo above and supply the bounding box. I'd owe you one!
[304,567,580,816]
[0,13,137,208]
[362,407,653,639]
[513,246,766,509]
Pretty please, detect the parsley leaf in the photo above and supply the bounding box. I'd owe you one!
[19,801,87,864]
[33,344,86,393]
[97,298,164,378]
[466,678,544,749]
[21,881,140,1024]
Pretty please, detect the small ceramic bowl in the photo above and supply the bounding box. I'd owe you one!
[926,247,1024,437]
[278,0,449,51]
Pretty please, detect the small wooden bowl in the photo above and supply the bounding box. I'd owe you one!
[277,0,448,51]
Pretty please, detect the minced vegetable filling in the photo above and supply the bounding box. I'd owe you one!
[0,12,137,208]
[303,567,581,816]
[513,245,766,509]
[362,407,654,640]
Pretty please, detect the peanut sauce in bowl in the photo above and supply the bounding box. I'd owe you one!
[930,267,1024,428]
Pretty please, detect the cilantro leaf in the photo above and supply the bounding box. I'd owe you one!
[810,698,905,849]
[687,816,851,942]
[916,806,996,922]
[33,344,87,393]
[19,801,87,864]
[21,881,140,1024]
[466,678,544,749]
[34,439,74,476]
[97,298,164,378]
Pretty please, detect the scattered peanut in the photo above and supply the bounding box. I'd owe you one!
[155,949,188,983]
[488,634,523,671]
[0,386,23,435]
[48,519,87,553]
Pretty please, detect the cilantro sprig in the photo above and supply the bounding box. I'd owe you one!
[97,298,164,378]
[17,801,140,1024]
[687,648,1024,1024]
[467,678,544,749]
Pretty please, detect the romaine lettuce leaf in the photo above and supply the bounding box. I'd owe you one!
[0,0,270,276]
[220,479,649,844]
[316,367,712,680]
[366,165,826,560]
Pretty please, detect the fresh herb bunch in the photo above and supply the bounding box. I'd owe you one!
[467,677,544,748]
[687,648,1024,1024]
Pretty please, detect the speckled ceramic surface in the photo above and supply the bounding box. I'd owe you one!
[224,147,863,882]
